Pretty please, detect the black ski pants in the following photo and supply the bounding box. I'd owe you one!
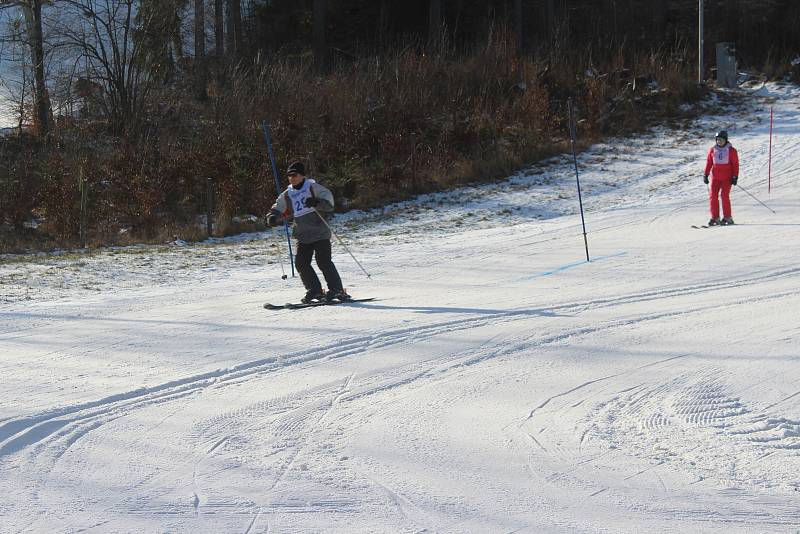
[295,239,343,294]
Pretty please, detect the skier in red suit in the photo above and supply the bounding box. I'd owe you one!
[703,130,739,226]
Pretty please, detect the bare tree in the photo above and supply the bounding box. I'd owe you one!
[225,0,240,58]
[213,0,222,56]
[135,0,186,82]
[26,0,48,137]
[514,0,523,54]
[0,22,31,131]
[377,0,390,48]
[652,0,666,41]
[0,0,52,140]
[428,0,442,51]
[194,0,206,99]
[543,0,555,40]
[56,0,161,133]
[312,0,325,71]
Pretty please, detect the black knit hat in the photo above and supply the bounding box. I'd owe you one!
[286,161,305,175]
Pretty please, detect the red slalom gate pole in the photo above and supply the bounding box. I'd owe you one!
[768,106,773,194]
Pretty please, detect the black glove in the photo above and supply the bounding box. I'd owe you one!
[304,197,319,208]
[266,214,279,227]
[731,176,738,186]
[703,175,709,185]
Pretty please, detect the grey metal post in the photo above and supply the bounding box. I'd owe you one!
[698,0,704,84]
[79,166,88,248]
[206,177,213,237]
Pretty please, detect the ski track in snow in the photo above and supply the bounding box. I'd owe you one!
[4,259,797,465]
[2,82,800,533]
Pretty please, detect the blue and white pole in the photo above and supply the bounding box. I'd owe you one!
[261,121,295,278]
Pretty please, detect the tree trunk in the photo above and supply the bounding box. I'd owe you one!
[603,0,617,41]
[514,0,523,54]
[378,0,390,49]
[214,0,224,57]
[313,0,326,72]
[225,0,242,58]
[195,0,207,100]
[652,0,667,41]
[428,0,442,51]
[17,54,30,133]
[169,4,184,63]
[544,0,555,38]
[22,0,50,141]
[452,0,464,36]
[232,0,242,55]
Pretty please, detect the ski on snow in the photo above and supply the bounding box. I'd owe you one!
[264,297,376,310]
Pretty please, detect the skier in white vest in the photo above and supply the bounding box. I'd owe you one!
[267,161,350,303]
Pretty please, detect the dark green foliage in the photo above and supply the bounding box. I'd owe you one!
[249,1,799,63]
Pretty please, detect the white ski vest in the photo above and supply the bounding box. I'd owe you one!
[712,144,731,165]
[285,178,317,218]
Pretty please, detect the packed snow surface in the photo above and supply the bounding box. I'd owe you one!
[1,83,799,533]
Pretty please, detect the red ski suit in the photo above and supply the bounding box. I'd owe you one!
[704,143,739,219]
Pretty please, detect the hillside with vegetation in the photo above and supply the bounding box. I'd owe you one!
[1,0,798,252]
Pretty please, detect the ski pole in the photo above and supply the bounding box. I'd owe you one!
[313,209,372,279]
[260,120,295,277]
[736,183,776,214]
[273,227,288,280]
[567,98,590,262]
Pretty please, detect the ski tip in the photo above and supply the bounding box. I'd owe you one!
[263,302,295,309]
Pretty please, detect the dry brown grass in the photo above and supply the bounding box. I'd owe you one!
[2,35,704,253]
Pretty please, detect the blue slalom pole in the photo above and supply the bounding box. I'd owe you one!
[261,121,295,277]
[567,98,590,262]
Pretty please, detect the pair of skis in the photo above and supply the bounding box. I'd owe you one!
[264,297,375,310]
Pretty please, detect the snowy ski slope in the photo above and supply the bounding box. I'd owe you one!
[1,83,798,533]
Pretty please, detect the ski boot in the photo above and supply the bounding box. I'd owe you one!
[325,289,352,302]
[708,218,721,226]
[301,289,325,304]
[721,217,735,226]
